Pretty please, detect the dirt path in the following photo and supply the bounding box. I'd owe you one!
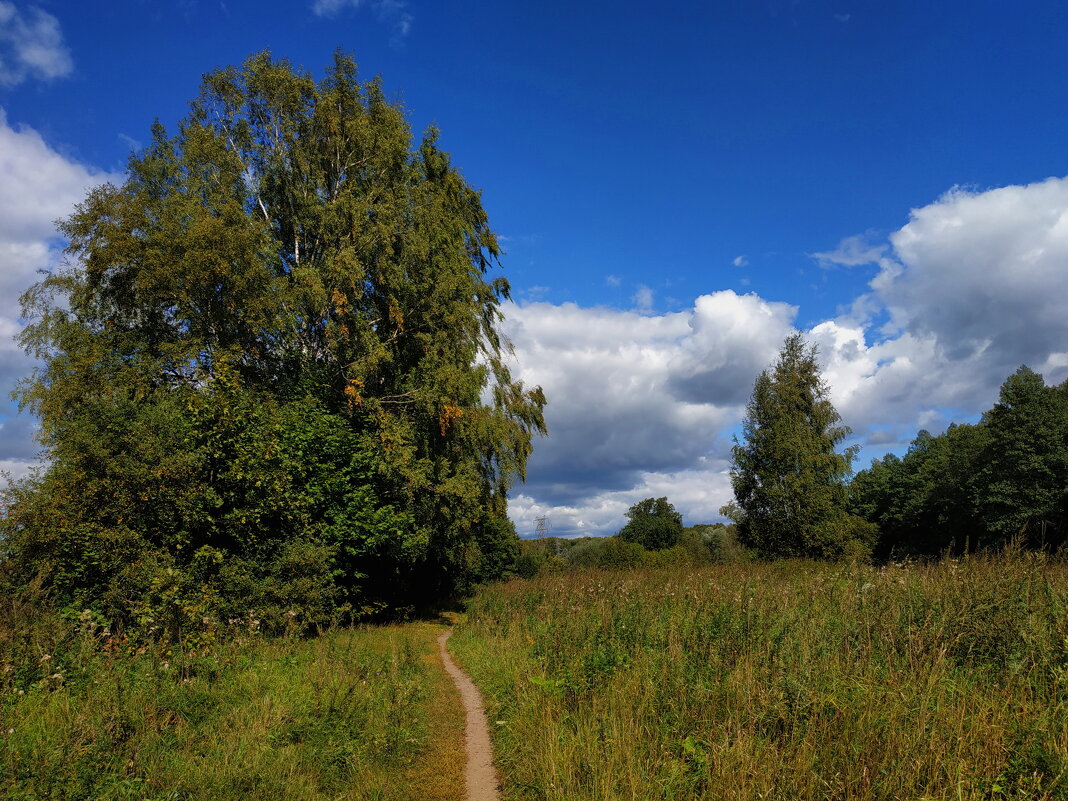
[437,628,501,801]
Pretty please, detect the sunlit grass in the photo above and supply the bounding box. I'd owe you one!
[451,552,1068,801]
[0,619,463,800]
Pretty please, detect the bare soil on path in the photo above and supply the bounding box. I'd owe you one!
[437,628,501,801]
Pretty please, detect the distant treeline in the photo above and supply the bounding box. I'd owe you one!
[849,365,1068,557]
[515,524,748,577]
[521,362,1067,579]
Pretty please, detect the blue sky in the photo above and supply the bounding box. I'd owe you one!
[3,0,1068,536]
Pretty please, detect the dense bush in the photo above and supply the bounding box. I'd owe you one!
[514,525,746,576]
[617,497,684,550]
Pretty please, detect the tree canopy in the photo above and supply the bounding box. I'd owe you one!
[850,366,1068,556]
[617,496,684,551]
[2,51,546,635]
[723,334,875,559]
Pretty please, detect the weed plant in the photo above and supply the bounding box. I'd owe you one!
[0,585,456,800]
[451,551,1068,800]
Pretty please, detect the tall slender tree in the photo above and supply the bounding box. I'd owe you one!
[723,334,874,559]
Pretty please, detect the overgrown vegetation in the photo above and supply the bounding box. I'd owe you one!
[452,552,1068,801]
[0,581,464,800]
[1,51,544,633]
[514,523,746,577]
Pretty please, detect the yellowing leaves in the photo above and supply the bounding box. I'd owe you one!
[343,377,364,410]
[388,300,404,331]
[439,403,463,437]
[331,287,351,316]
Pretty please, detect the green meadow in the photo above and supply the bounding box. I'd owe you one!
[0,598,465,801]
[451,552,1068,801]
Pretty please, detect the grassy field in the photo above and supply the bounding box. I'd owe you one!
[1,611,464,800]
[451,553,1068,801]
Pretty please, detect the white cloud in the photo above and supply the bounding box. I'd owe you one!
[880,179,1068,373]
[504,176,1068,536]
[0,2,72,87]
[0,111,118,482]
[502,291,796,532]
[810,232,888,268]
[605,273,621,287]
[511,467,732,538]
[732,255,748,267]
[311,0,412,38]
[632,284,654,311]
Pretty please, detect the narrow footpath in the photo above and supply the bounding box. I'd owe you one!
[436,629,501,801]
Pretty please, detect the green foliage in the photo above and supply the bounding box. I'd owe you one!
[724,334,873,559]
[691,523,749,564]
[981,366,1068,544]
[617,496,684,550]
[850,366,1068,556]
[513,525,744,577]
[3,51,545,629]
[0,608,448,800]
[452,554,1068,800]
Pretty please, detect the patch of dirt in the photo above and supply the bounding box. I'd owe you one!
[437,628,500,801]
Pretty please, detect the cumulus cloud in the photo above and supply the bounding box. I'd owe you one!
[0,112,117,480]
[0,2,72,87]
[501,291,796,532]
[505,176,1068,536]
[510,467,732,539]
[880,179,1068,374]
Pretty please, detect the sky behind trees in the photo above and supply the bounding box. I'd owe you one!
[2,0,1068,536]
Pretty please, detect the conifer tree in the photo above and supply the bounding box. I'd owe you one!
[979,366,1068,545]
[723,334,874,559]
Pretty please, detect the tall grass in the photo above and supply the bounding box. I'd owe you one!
[451,552,1068,800]
[0,585,462,801]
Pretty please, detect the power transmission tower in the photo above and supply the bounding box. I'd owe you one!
[534,515,550,540]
